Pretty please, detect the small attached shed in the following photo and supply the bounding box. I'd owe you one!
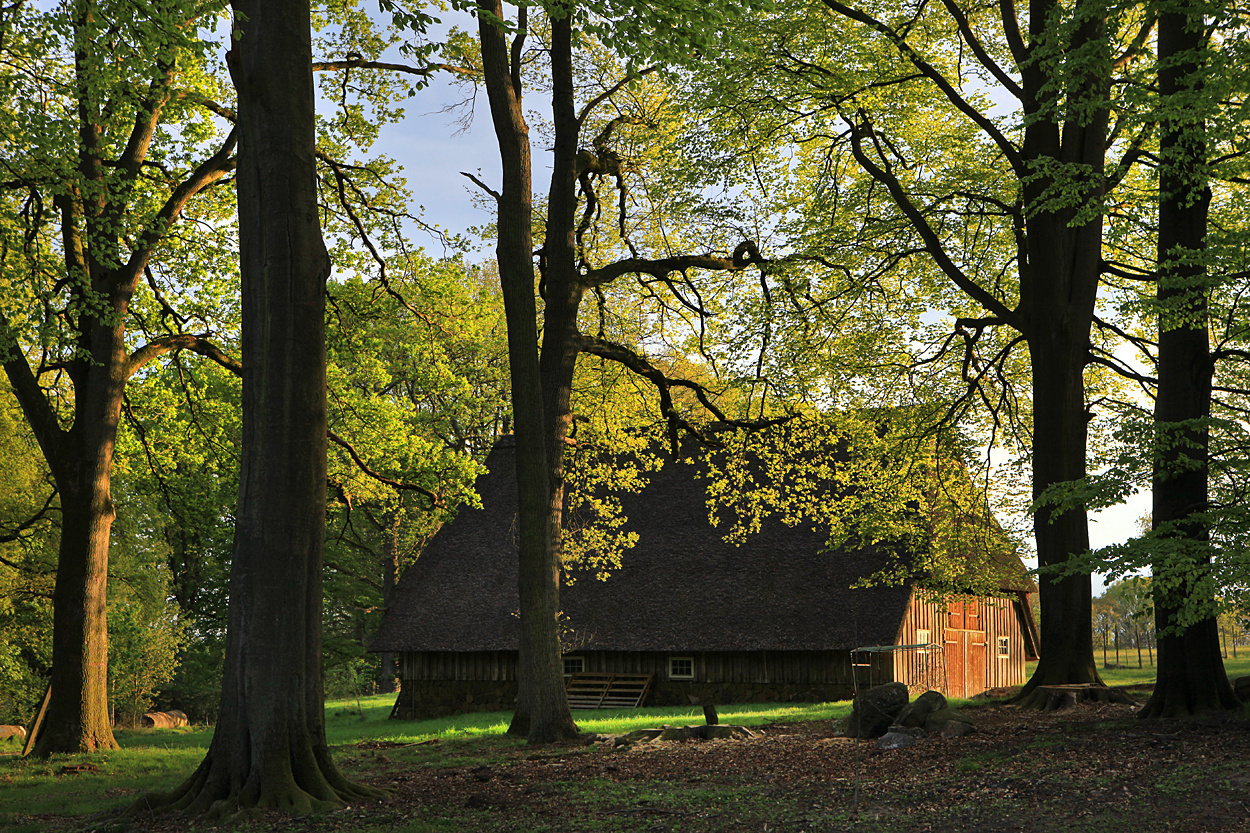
[372,436,1038,719]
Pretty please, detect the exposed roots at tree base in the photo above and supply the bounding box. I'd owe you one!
[508,711,581,744]
[129,746,388,821]
[1137,683,1242,719]
[1011,684,1138,712]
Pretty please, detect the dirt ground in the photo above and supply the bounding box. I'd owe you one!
[48,696,1250,832]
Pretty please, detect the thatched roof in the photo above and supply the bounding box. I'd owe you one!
[371,435,1030,654]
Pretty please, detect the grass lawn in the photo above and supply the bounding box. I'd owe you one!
[1025,652,1250,688]
[0,695,860,825]
[4,657,1249,831]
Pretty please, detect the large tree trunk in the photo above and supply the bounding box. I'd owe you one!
[378,513,400,694]
[1140,3,1237,719]
[524,10,582,744]
[1012,0,1108,702]
[1018,326,1103,696]
[21,334,126,755]
[140,0,383,815]
[474,0,574,743]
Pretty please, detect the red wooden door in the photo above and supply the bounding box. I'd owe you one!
[944,633,965,697]
[943,604,988,699]
[968,631,986,696]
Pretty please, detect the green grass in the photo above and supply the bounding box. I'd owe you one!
[1024,652,1250,689]
[0,694,852,826]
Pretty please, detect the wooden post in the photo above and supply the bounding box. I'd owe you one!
[22,683,52,758]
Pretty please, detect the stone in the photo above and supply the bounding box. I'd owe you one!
[939,720,976,738]
[895,690,947,728]
[1234,676,1250,702]
[876,731,919,751]
[887,724,927,739]
[923,707,973,733]
[830,716,852,737]
[626,728,664,742]
[847,682,910,739]
[0,725,26,743]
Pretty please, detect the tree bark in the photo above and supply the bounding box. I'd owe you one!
[138,0,384,814]
[378,512,400,694]
[16,335,125,755]
[1139,1,1237,719]
[1009,0,1108,702]
[475,0,576,743]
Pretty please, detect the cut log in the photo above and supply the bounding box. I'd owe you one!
[0,725,27,743]
[140,710,189,728]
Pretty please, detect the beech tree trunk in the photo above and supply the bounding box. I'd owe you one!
[16,335,126,755]
[1140,2,1237,719]
[141,0,384,815]
[475,0,575,744]
[378,514,400,694]
[1012,0,1108,702]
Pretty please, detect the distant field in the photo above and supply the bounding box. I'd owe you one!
[1025,653,1250,688]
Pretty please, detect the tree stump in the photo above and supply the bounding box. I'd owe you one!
[1019,684,1138,712]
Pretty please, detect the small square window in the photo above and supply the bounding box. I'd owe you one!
[669,656,694,679]
[916,629,931,652]
[563,656,584,676]
[997,636,1010,657]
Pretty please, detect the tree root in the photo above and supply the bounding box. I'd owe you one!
[1137,681,1242,719]
[130,741,388,821]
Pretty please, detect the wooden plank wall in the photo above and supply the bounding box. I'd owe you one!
[400,650,858,685]
[893,591,1028,695]
[400,651,518,681]
[566,650,859,684]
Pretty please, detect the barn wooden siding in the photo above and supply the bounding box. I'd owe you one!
[400,651,515,681]
[892,590,1028,697]
[400,650,858,685]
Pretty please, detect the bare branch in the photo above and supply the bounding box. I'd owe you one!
[327,429,442,509]
[844,117,1020,327]
[0,487,59,546]
[820,0,1024,176]
[583,240,765,288]
[937,0,1023,99]
[126,334,241,379]
[577,66,660,125]
[312,58,473,79]
[461,170,501,201]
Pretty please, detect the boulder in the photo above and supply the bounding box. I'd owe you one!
[847,682,909,739]
[141,710,189,729]
[886,724,927,739]
[0,725,26,743]
[1235,676,1250,702]
[923,707,973,733]
[895,690,947,728]
[876,731,919,751]
[939,720,976,739]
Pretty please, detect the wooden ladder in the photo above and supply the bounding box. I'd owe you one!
[565,673,654,709]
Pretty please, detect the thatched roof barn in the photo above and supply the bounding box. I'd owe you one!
[373,434,1038,718]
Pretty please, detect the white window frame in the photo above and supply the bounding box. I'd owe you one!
[916,629,931,653]
[997,636,1010,658]
[563,655,585,676]
[668,656,694,680]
